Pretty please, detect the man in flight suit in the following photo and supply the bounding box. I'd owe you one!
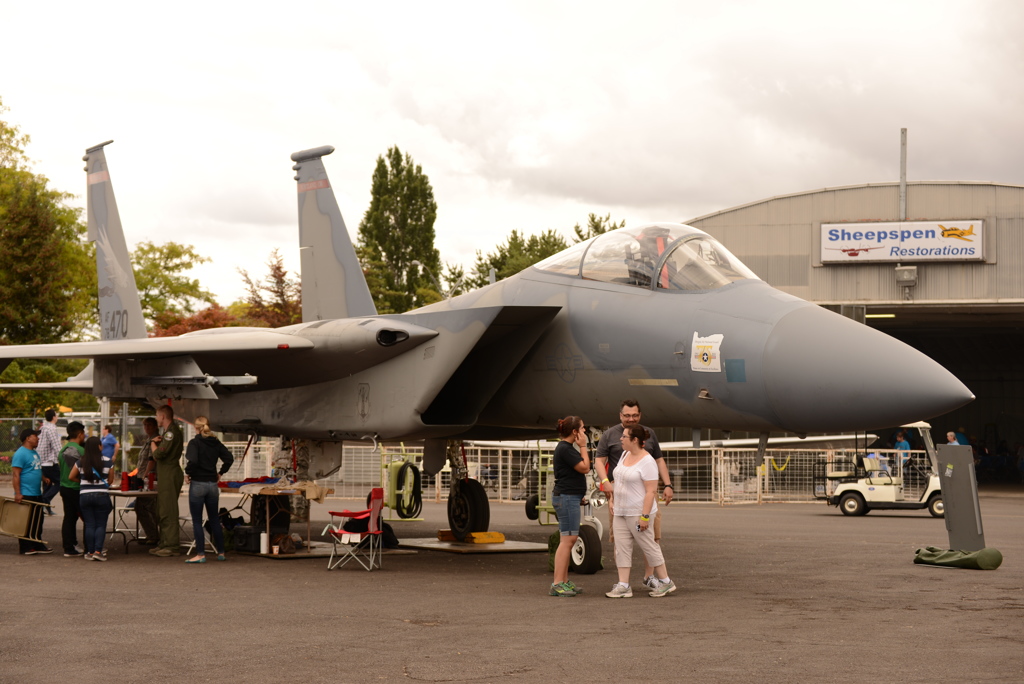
[149,405,185,557]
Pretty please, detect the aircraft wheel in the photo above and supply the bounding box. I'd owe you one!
[839,492,867,516]
[525,494,539,520]
[448,478,490,541]
[570,523,602,575]
[927,494,945,518]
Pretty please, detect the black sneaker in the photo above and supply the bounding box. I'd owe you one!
[36,547,54,555]
[64,550,83,558]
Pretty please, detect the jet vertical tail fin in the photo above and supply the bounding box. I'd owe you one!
[291,146,377,321]
[84,141,147,340]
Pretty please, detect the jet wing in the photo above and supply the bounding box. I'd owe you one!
[0,330,314,367]
[0,380,94,391]
[0,331,314,399]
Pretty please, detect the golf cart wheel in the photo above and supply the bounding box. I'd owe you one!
[839,492,867,516]
[525,494,539,520]
[927,494,945,518]
[447,478,490,541]
[569,524,602,575]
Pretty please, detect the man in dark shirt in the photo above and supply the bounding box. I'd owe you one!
[595,399,674,589]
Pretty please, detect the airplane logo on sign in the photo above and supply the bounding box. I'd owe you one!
[940,224,975,241]
[824,244,886,257]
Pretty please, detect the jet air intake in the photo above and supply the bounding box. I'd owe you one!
[377,329,409,347]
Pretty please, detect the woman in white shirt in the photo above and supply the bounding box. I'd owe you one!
[605,425,676,598]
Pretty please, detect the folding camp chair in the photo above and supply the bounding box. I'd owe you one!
[324,487,383,571]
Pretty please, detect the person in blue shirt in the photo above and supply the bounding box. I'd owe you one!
[101,425,120,463]
[11,429,52,555]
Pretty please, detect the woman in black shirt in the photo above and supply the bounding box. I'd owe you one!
[183,416,234,563]
[550,415,590,597]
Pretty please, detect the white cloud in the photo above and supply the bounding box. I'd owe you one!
[3,0,1021,304]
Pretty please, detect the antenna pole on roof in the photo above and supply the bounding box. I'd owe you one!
[899,128,908,221]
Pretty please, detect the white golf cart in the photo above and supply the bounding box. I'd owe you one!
[815,421,944,517]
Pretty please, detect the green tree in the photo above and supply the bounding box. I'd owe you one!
[573,212,625,243]
[355,245,403,315]
[132,241,216,322]
[0,98,98,414]
[0,97,93,346]
[466,229,568,289]
[237,249,301,328]
[357,146,440,313]
[0,359,96,415]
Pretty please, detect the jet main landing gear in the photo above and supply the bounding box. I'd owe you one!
[446,441,490,541]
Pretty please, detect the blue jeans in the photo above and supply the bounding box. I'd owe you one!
[188,481,225,554]
[80,493,112,554]
[552,494,582,536]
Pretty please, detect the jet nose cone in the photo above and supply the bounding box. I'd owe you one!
[763,306,974,433]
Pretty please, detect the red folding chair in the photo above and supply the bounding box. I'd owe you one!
[324,487,383,571]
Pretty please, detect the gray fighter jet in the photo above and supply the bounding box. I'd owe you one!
[0,143,974,537]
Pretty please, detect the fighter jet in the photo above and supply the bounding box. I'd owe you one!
[0,143,974,537]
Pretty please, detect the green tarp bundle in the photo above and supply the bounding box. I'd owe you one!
[914,546,1003,570]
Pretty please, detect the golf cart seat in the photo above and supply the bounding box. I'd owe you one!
[826,458,856,479]
[862,458,902,486]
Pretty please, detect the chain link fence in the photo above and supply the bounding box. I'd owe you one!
[235,442,930,506]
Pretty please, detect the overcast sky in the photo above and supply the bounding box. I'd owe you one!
[3,1,1021,305]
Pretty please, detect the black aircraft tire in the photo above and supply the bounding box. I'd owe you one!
[525,494,540,520]
[448,479,491,541]
[928,494,945,518]
[569,524,602,575]
[839,492,866,516]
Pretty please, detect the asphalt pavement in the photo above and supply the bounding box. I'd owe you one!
[2,484,1022,683]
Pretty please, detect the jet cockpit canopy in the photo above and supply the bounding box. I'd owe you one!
[533,223,759,291]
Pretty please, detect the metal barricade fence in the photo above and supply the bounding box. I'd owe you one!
[220,442,277,482]
[309,444,539,502]
[214,442,933,506]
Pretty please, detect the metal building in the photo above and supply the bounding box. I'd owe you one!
[687,180,1024,449]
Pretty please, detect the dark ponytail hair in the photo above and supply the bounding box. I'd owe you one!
[79,436,105,482]
[623,425,648,446]
[556,415,583,438]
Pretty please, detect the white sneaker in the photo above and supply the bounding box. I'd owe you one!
[643,575,658,589]
[649,580,677,598]
[605,583,633,598]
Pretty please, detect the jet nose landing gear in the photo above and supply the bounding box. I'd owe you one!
[446,441,490,541]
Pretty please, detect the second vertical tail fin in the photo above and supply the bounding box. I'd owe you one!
[291,146,377,321]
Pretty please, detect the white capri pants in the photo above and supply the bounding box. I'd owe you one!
[612,514,665,569]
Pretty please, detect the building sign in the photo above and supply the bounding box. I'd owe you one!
[820,220,984,263]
